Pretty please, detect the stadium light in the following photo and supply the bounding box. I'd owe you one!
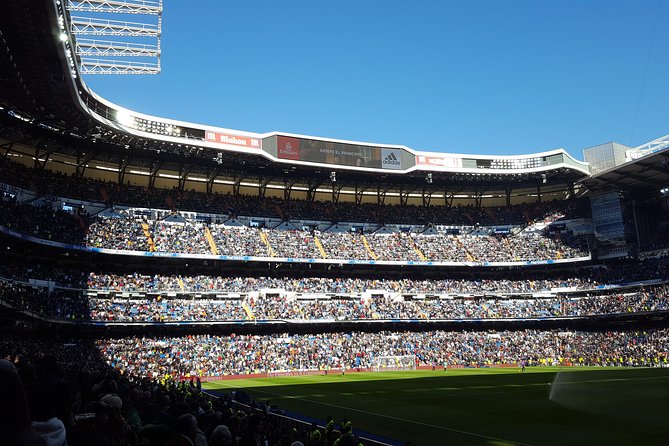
[115,110,135,127]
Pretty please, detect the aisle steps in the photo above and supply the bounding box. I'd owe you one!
[204,226,219,255]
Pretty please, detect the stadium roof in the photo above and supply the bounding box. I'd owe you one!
[580,146,669,197]
[0,0,664,202]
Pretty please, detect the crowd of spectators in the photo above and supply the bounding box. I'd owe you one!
[364,233,422,262]
[3,277,668,323]
[86,213,149,251]
[0,197,88,244]
[0,196,589,261]
[94,330,669,378]
[152,222,211,255]
[1,336,358,446]
[413,233,469,262]
[79,216,589,262]
[3,253,667,296]
[318,233,368,259]
[0,157,591,226]
[85,273,597,295]
[459,233,587,262]
[0,257,88,287]
[0,281,89,321]
[209,226,267,257]
[247,288,669,321]
[265,230,322,259]
[87,298,247,323]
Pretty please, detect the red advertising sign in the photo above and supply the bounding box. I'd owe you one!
[205,131,261,149]
[277,136,301,160]
[416,155,461,169]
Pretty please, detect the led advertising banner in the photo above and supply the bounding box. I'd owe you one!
[276,136,408,169]
[205,131,262,150]
[277,136,301,160]
[381,148,403,170]
[416,154,462,169]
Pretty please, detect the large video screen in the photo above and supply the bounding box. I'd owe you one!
[272,136,406,170]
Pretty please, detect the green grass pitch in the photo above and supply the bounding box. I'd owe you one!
[203,367,669,446]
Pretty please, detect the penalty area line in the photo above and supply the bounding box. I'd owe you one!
[205,380,533,446]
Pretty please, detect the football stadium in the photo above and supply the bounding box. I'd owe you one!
[1,1,668,445]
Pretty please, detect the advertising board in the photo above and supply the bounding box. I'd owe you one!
[275,136,410,170]
[205,131,261,149]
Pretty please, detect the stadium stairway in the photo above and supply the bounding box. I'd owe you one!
[409,236,427,261]
[502,235,510,250]
[455,236,475,262]
[258,229,276,257]
[204,226,219,255]
[75,214,88,233]
[554,231,563,259]
[481,302,495,318]
[502,236,518,261]
[313,235,328,259]
[361,235,378,260]
[241,301,255,320]
[141,223,156,252]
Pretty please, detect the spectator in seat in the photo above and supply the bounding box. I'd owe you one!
[0,358,31,445]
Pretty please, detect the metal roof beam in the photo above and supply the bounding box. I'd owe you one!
[67,0,162,15]
[627,134,669,160]
[633,133,669,152]
[75,39,159,57]
[79,58,160,75]
[71,17,160,36]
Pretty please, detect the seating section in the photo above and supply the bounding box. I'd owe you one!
[0,198,589,262]
[91,330,669,377]
[2,276,667,323]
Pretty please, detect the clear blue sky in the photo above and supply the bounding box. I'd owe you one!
[83,0,668,159]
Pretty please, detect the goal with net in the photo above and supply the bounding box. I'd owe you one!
[371,355,416,372]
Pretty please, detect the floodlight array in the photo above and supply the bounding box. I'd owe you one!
[489,158,542,170]
[115,111,182,136]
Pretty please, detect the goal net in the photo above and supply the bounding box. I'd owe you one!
[372,355,416,372]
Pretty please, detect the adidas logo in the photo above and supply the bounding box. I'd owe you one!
[383,152,401,166]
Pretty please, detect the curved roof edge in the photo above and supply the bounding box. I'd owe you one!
[51,0,591,178]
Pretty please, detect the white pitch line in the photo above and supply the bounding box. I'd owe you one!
[207,380,532,445]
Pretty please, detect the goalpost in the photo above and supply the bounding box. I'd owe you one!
[372,355,417,372]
